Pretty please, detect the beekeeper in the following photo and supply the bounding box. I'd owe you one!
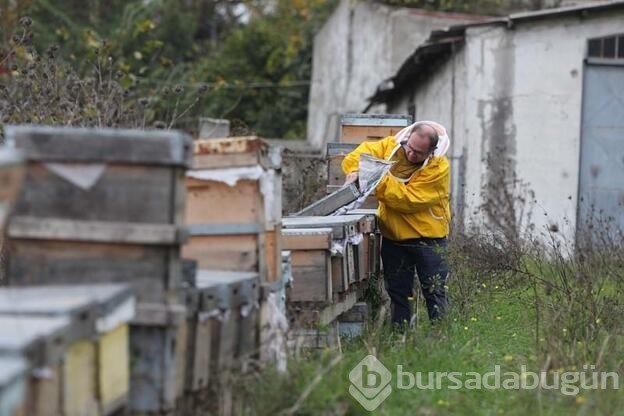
[342,121,451,328]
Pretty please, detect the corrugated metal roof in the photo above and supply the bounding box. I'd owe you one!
[367,0,624,106]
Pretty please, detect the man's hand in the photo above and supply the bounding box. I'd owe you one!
[344,172,359,186]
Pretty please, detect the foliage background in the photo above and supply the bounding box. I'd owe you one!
[0,0,337,138]
[0,0,563,138]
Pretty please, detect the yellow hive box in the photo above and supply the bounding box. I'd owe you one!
[0,284,136,415]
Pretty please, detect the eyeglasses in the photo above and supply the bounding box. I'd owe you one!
[400,140,430,159]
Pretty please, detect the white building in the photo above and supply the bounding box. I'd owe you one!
[306,0,490,149]
[364,1,624,243]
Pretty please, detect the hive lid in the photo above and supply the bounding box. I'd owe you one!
[5,125,192,167]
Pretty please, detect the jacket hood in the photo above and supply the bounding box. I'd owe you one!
[393,120,450,157]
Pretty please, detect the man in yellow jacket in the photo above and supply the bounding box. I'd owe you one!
[342,121,451,327]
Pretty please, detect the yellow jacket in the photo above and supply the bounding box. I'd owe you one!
[342,136,451,240]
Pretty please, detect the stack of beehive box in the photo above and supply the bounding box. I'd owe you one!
[183,137,282,284]
[0,284,135,416]
[282,212,379,332]
[2,125,192,415]
[180,136,287,411]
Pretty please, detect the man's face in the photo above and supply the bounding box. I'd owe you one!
[403,125,435,164]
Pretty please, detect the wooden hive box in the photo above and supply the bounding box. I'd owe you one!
[339,114,412,144]
[0,315,71,416]
[0,284,136,415]
[128,302,187,415]
[282,228,333,303]
[178,269,225,393]
[3,126,192,305]
[64,285,135,415]
[0,356,29,416]
[0,291,104,416]
[259,251,291,369]
[184,137,282,284]
[282,215,363,294]
[346,210,381,282]
[195,270,259,375]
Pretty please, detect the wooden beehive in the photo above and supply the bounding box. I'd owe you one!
[177,268,260,412]
[282,228,333,303]
[0,292,101,416]
[0,284,136,415]
[0,356,28,416]
[258,251,291,370]
[346,209,381,282]
[339,114,412,144]
[0,315,71,416]
[128,302,186,415]
[3,126,192,305]
[0,285,136,416]
[282,215,364,295]
[183,137,282,284]
[197,271,259,372]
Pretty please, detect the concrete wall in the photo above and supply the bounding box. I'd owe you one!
[307,0,486,149]
[388,10,624,242]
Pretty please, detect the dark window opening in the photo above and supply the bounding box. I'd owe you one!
[588,38,601,57]
[587,34,624,60]
[604,37,616,58]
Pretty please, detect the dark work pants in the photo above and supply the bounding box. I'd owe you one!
[381,237,449,326]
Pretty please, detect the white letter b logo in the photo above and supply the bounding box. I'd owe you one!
[349,356,392,411]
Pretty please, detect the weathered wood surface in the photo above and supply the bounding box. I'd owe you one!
[4,126,192,166]
[288,250,332,303]
[326,143,357,187]
[339,114,412,127]
[195,270,259,370]
[293,184,360,217]
[180,270,260,393]
[0,284,135,415]
[341,125,406,144]
[0,356,28,416]
[8,217,183,245]
[264,227,282,283]
[192,137,280,170]
[183,234,262,272]
[338,302,369,323]
[325,185,378,209]
[288,288,363,327]
[339,114,411,145]
[282,215,364,240]
[0,312,102,416]
[128,303,186,413]
[14,164,178,224]
[0,316,70,366]
[0,287,97,341]
[185,178,263,225]
[128,325,179,413]
[7,240,175,304]
[331,253,348,294]
[281,228,333,251]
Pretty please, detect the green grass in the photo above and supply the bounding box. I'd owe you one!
[238,284,623,416]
